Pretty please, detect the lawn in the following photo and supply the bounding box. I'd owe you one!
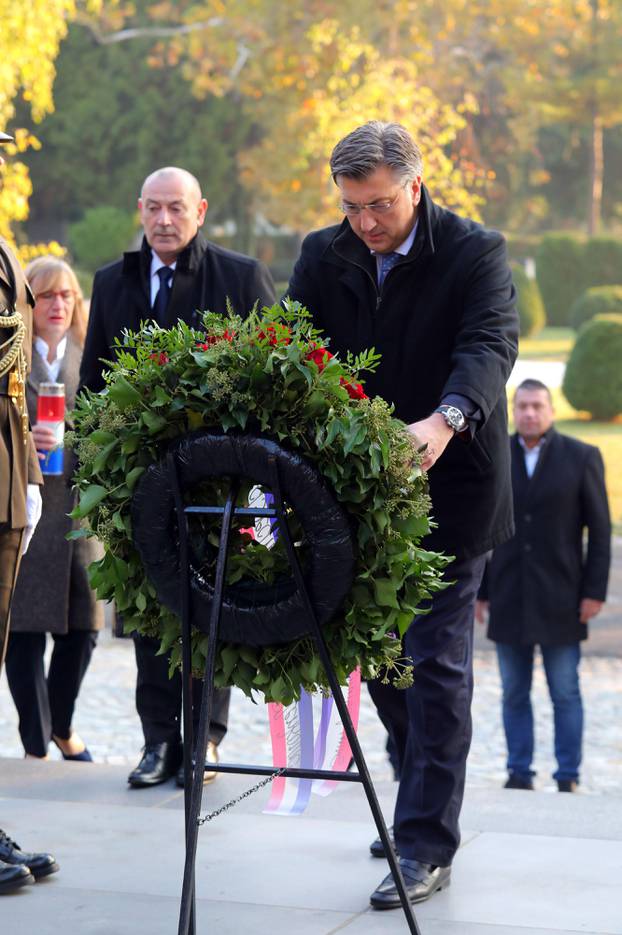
[518,326,574,361]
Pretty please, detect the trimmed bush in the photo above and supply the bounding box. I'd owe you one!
[68,206,137,274]
[562,314,622,420]
[511,263,546,337]
[584,237,622,290]
[535,233,585,326]
[505,234,541,264]
[570,286,622,331]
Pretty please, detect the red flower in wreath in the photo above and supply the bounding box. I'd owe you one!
[149,352,169,365]
[305,344,333,372]
[340,377,367,400]
[256,324,291,346]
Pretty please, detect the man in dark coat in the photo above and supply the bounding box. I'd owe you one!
[476,378,611,792]
[80,166,276,788]
[0,129,59,893]
[287,121,518,909]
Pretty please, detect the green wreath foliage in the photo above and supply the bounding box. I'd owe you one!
[70,302,450,705]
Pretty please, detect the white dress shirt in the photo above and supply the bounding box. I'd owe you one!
[518,434,546,478]
[371,220,419,282]
[34,335,67,382]
[150,254,177,306]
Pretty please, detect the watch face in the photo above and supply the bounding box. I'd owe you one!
[445,406,466,430]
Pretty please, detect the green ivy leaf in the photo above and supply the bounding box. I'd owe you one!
[72,485,109,518]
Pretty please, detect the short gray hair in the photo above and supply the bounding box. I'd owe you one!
[329,121,423,185]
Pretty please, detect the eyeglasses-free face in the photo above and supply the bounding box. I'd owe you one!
[336,165,421,255]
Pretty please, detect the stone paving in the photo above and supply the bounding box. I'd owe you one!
[1,624,621,797]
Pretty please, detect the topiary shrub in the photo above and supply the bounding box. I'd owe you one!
[511,263,546,337]
[583,237,622,291]
[570,285,622,331]
[562,314,622,420]
[535,233,585,326]
[68,206,137,274]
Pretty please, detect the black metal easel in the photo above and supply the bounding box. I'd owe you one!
[166,450,423,935]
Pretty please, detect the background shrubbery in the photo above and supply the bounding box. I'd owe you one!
[536,233,622,327]
[570,286,622,331]
[511,263,546,337]
[562,314,622,420]
[68,206,137,275]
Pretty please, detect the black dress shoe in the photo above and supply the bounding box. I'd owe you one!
[557,779,578,792]
[370,858,451,909]
[128,742,182,788]
[369,825,398,858]
[0,859,34,894]
[504,773,534,790]
[176,741,219,788]
[0,830,59,881]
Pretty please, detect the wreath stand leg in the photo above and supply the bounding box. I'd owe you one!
[167,453,422,935]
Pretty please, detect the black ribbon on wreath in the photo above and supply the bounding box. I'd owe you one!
[131,430,356,644]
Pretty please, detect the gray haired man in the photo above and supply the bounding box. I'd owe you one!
[287,121,518,908]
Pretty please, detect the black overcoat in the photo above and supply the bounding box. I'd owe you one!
[484,429,611,645]
[10,336,104,635]
[287,186,519,558]
[80,233,276,391]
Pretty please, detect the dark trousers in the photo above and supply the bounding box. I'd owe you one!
[368,554,486,868]
[5,630,98,757]
[0,526,23,673]
[134,633,230,748]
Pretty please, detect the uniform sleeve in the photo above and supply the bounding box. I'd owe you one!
[580,447,611,601]
[441,232,519,425]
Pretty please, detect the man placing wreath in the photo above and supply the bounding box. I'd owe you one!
[287,121,519,908]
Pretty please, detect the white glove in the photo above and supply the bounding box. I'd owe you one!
[22,484,43,555]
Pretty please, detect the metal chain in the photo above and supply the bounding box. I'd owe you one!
[197,768,285,826]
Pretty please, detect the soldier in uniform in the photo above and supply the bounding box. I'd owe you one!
[0,129,59,894]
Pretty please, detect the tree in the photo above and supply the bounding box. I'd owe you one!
[0,0,102,252]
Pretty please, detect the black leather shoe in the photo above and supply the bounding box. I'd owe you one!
[557,779,578,792]
[0,830,58,881]
[128,742,182,787]
[369,826,397,858]
[370,858,451,909]
[0,859,34,894]
[176,741,219,788]
[504,773,534,790]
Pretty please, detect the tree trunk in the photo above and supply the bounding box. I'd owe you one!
[587,109,603,236]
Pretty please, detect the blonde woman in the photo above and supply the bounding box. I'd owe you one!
[5,257,103,761]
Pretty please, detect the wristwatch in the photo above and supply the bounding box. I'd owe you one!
[435,404,467,433]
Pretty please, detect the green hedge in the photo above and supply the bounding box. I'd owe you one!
[535,233,586,326]
[562,314,622,420]
[536,233,622,327]
[511,263,546,336]
[570,286,622,331]
[68,206,137,274]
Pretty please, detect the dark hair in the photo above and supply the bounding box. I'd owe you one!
[514,378,552,401]
[329,121,423,184]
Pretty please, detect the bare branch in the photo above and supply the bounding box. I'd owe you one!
[74,14,223,45]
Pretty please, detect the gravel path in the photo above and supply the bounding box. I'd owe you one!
[1,627,620,796]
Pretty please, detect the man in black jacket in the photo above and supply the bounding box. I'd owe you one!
[476,378,611,793]
[287,121,518,909]
[80,166,276,788]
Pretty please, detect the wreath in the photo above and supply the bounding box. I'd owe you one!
[70,301,450,705]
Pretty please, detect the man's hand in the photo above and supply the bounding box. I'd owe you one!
[475,600,489,625]
[22,483,43,555]
[32,423,58,457]
[579,598,603,623]
[407,412,454,471]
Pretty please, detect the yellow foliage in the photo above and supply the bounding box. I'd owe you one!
[0,0,103,242]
